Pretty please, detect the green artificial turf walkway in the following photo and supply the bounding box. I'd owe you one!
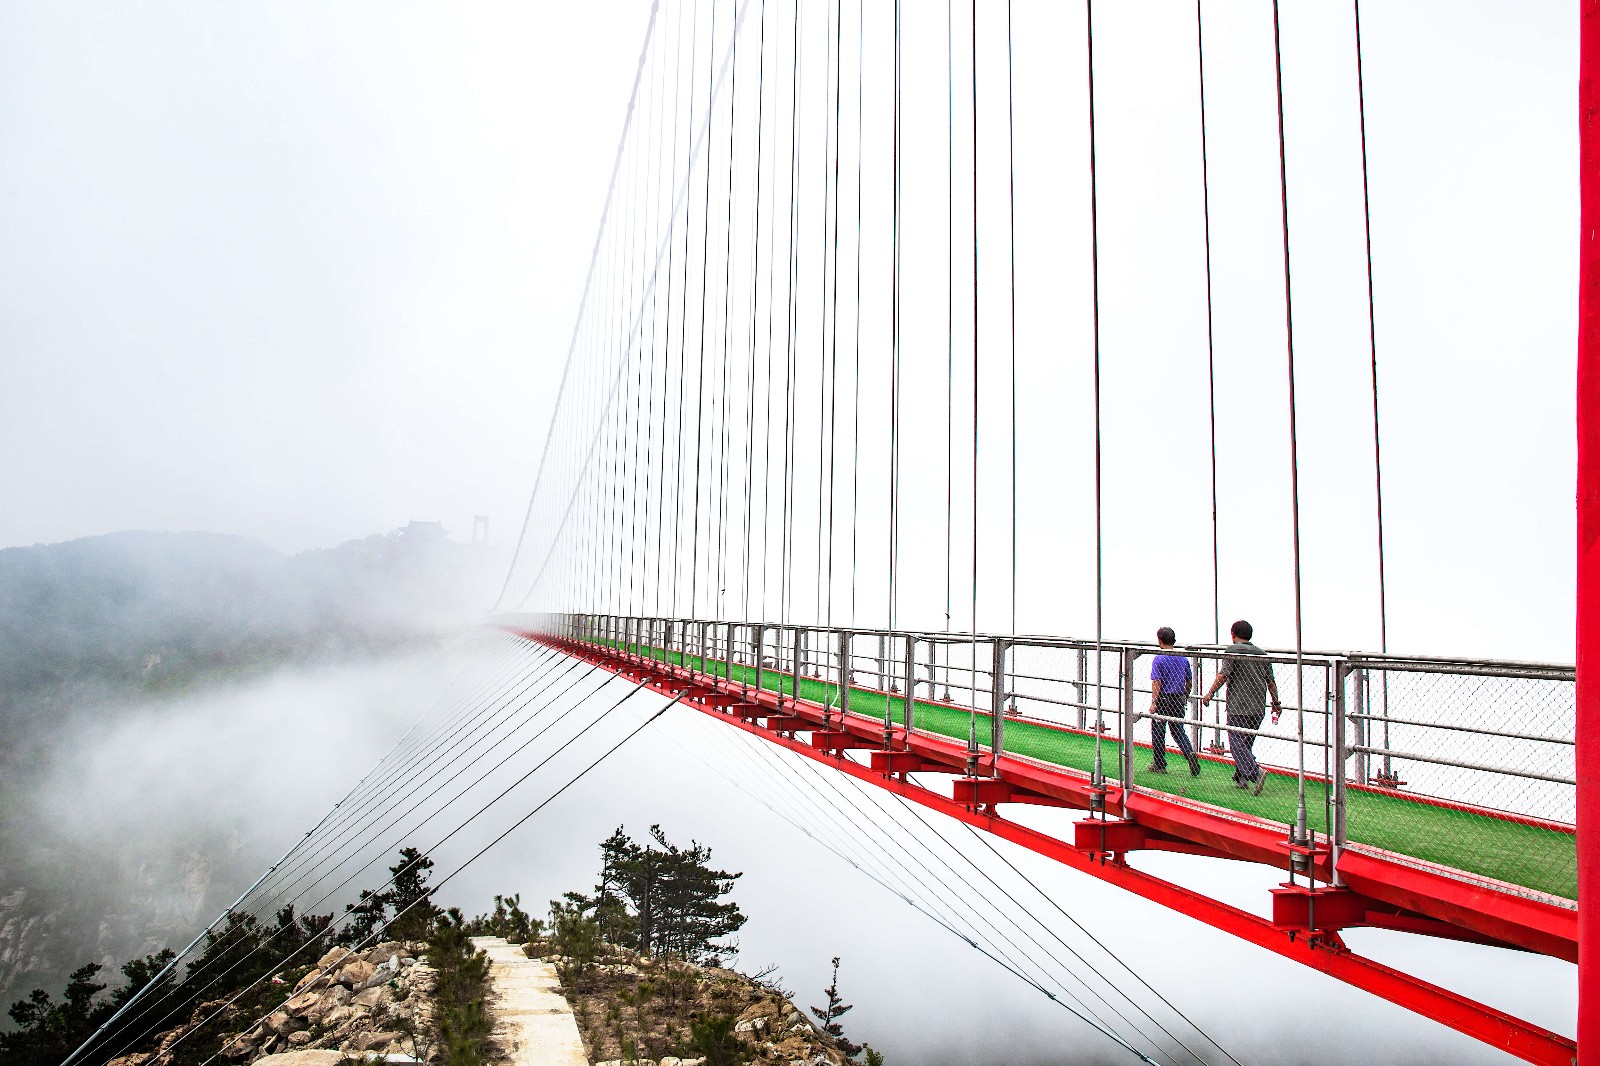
[595,639,1576,902]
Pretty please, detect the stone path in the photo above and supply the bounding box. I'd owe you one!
[469,937,588,1066]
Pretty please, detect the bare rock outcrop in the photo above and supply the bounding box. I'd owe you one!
[533,940,853,1066]
[210,940,429,1064]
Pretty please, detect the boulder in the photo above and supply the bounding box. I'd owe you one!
[354,968,393,993]
[319,1006,355,1031]
[316,948,354,971]
[291,970,325,993]
[346,1031,401,1053]
[337,960,377,988]
[352,986,393,1010]
[252,1051,346,1066]
[285,1032,313,1047]
[265,1011,304,1036]
[283,992,322,1019]
[735,1001,776,1034]
[218,1036,254,1060]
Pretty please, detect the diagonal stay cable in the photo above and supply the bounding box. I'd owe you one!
[236,644,568,921]
[957,821,1244,1066]
[254,651,593,926]
[854,768,1227,1066]
[212,636,537,921]
[180,682,682,1066]
[667,718,1168,1066]
[780,739,1188,1061]
[683,720,1161,1056]
[241,636,536,906]
[61,633,532,1066]
[673,715,1203,1066]
[683,725,1067,1009]
[92,653,603,1062]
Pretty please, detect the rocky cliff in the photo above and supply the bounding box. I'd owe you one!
[108,942,430,1066]
[531,940,856,1066]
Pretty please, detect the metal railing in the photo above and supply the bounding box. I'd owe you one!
[514,612,1577,906]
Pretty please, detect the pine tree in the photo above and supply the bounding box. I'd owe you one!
[338,847,438,945]
[810,957,863,1057]
[385,847,440,940]
[0,964,113,1066]
[567,826,745,962]
[464,894,540,942]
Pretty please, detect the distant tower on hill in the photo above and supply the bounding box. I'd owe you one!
[472,514,490,547]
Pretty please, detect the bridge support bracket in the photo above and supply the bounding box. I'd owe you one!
[953,777,1070,809]
[869,750,939,774]
[1271,884,1371,936]
[810,730,878,753]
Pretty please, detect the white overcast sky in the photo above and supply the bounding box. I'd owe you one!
[0,0,1578,662]
[0,2,639,555]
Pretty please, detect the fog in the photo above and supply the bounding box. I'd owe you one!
[20,635,1557,1064]
[0,652,445,1001]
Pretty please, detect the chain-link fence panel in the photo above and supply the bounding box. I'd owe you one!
[1340,663,1575,903]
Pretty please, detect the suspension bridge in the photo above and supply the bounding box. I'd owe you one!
[61,2,1595,1065]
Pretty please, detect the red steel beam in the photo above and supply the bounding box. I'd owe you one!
[1582,1,1600,1058]
[537,635,1574,1064]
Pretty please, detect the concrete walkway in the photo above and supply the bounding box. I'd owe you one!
[470,937,588,1066]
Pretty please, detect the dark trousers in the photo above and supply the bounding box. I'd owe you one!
[1151,693,1196,767]
[1228,711,1265,781]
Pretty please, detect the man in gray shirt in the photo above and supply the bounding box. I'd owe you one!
[1200,619,1281,795]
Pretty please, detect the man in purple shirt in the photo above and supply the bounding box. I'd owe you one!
[1147,626,1201,776]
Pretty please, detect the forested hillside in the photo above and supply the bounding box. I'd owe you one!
[0,526,498,1018]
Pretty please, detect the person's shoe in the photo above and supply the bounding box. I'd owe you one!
[1253,771,1269,796]
[1233,777,1250,789]
[1188,755,1202,777]
[1146,763,1168,774]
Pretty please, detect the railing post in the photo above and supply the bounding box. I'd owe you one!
[753,625,764,697]
[786,627,797,708]
[1075,648,1088,731]
[1121,648,1137,792]
[877,633,887,690]
[990,639,1008,764]
[839,631,852,719]
[1188,652,1203,750]
[1351,666,1369,784]
[903,635,916,738]
[1332,659,1350,886]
